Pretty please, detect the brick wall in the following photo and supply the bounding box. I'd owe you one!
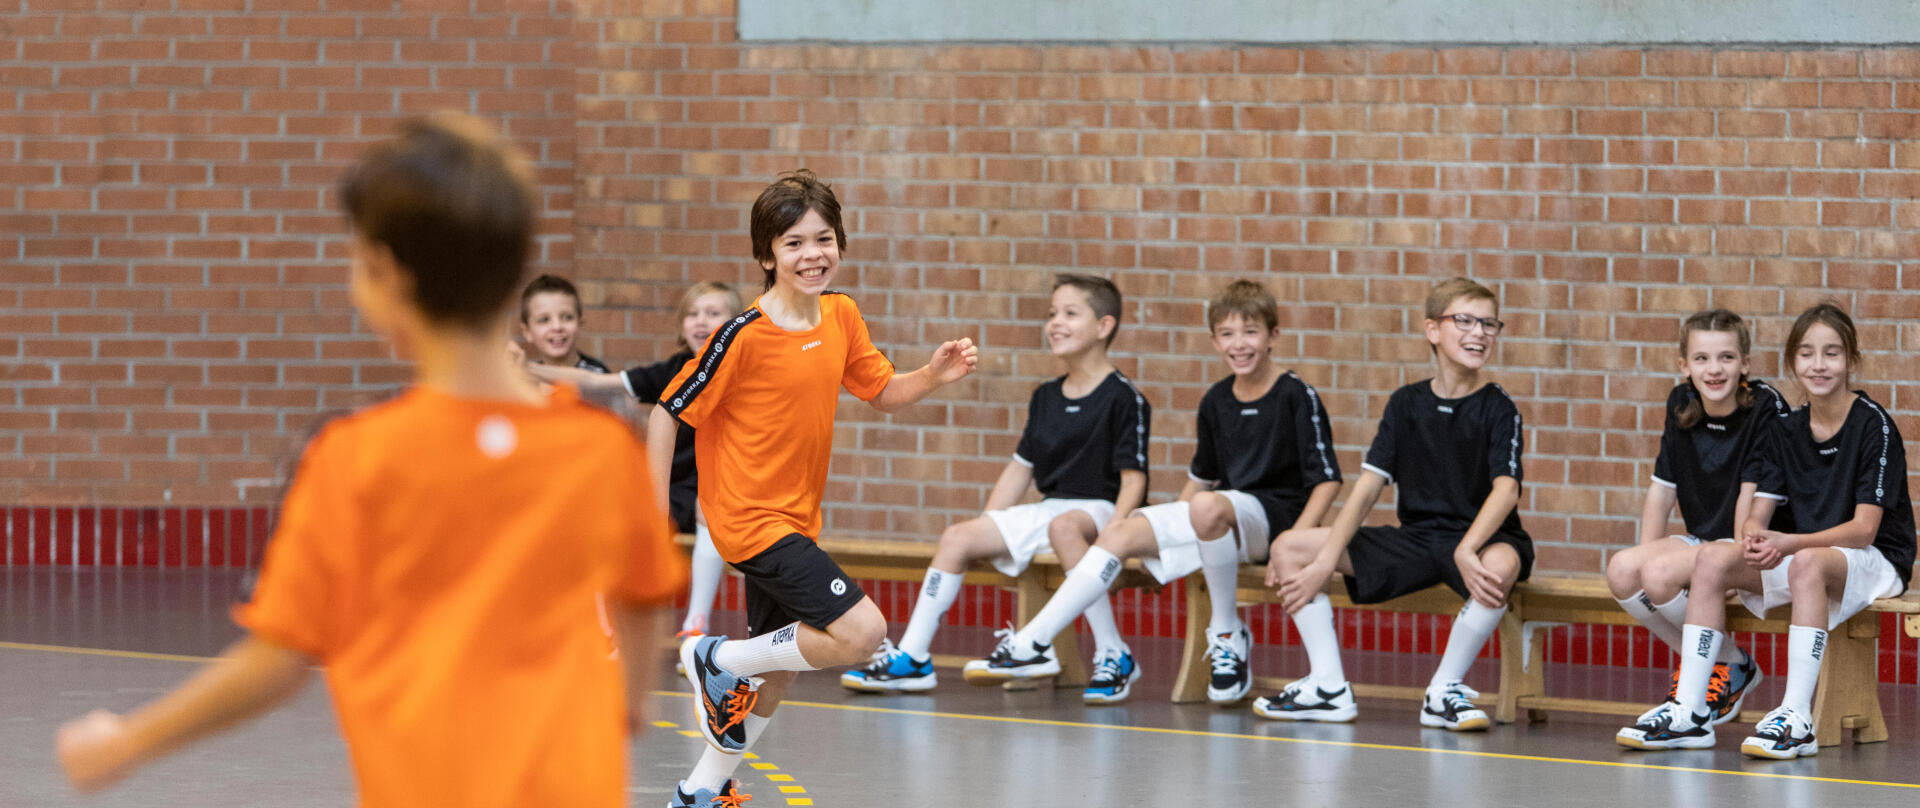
[8,0,1920,578]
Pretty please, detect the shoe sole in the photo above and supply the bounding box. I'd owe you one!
[1207,681,1252,705]
[1420,711,1490,731]
[839,673,937,693]
[1253,704,1357,722]
[1709,668,1763,727]
[1616,731,1715,750]
[1740,738,1816,760]
[962,660,1060,684]
[1084,680,1134,704]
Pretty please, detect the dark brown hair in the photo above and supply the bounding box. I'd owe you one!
[1672,308,1754,430]
[749,169,845,290]
[339,111,538,329]
[519,274,581,323]
[1784,301,1861,389]
[1207,279,1279,332]
[1053,273,1124,346]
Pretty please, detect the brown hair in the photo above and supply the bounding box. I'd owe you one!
[1053,273,1124,346]
[1207,280,1279,332]
[339,111,538,329]
[1784,301,1861,389]
[518,274,581,323]
[1423,276,1498,321]
[674,281,745,351]
[749,169,845,290]
[1672,308,1754,430]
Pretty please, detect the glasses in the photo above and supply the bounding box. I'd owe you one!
[1443,313,1505,336]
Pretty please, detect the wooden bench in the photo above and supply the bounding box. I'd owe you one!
[1172,567,1920,747]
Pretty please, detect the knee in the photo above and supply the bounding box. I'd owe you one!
[1643,552,1694,600]
[1787,548,1839,590]
[1604,549,1643,598]
[1689,544,1740,587]
[1188,493,1234,538]
[834,603,887,660]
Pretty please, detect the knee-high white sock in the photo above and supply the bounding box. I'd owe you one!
[682,525,724,633]
[713,623,815,676]
[1291,593,1346,684]
[1653,591,1689,633]
[1618,590,1685,653]
[1781,625,1828,716]
[1429,601,1505,689]
[1078,554,1128,655]
[1196,535,1243,634]
[1675,624,1724,716]
[1012,547,1121,654]
[897,568,963,660]
[685,713,771,792]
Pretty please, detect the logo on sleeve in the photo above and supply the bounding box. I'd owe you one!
[829,578,848,596]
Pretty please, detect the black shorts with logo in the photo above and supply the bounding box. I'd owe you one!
[732,533,867,637]
[1343,524,1534,604]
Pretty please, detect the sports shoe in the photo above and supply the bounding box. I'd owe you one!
[1616,700,1715,750]
[1252,677,1357,722]
[841,639,937,692]
[1205,626,1253,704]
[1419,681,1490,731]
[669,779,752,808]
[1708,652,1762,726]
[1741,706,1817,760]
[1083,648,1139,704]
[680,634,759,753]
[962,627,1060,684]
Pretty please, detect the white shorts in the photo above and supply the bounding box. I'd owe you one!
[1675,535,1735,547]
[1738,546,1904,630]
[1137,491,1271,585]
[984,498,1115,577]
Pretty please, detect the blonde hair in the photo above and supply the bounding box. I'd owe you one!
[1423,276,1498,321]
[675,281,744,351]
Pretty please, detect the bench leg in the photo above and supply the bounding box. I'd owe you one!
[1812,613,1886,746]
[1494,606,1540,724]
[1170,576,1213,703]
[1015,570,1087,688]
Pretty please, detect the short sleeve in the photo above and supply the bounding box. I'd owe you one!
[1487,396,1525,484]
[622,354,688,404]
[837,298,895,402]
[1745,415,1787,499]
[1189,398,1220,485]
[1293,381,1341,486]
[1652,416,1677,488]
[660,324,748,430]
[1110,384,1149,473]
[1855,406,1905,511]
[610,435,691,605]
[1014,386,1044,465]
[234,432,350,660]
[1361,391,1401,483]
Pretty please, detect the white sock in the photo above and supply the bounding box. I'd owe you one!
[1675,624,1724,717]
[685,713,771,792]
[1081,588,1127,656]
[1196,535,1243,634]
[1290,593,1346,685]
[682,525,724,633]
[897,568,963,660]
[713,622,815,676]
[1652,591,1689,634]
[1618,590,1684,654]
[1429,601,1505,690]
[1012,547,1121,654]
[1781,625,1827,716]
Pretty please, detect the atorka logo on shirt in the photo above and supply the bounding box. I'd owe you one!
[1436,405,1455,414]
[801,340,823,351]
[1065,405,1081,413]
[1820,447,1840,456]
[1240,408,1259,416]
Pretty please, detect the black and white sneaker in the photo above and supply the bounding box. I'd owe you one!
[1420,681,1490,731]
[1252,677,1357,722]
[1083,648,1139,704]
[1741,706,1817,760]
[1205,626,1253,704]
[1616,700,1715,750]
[962,627,1060,684]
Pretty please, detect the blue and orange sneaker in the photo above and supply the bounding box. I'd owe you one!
[680,635,759,753]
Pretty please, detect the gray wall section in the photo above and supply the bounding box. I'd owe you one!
[739,0,1920,44]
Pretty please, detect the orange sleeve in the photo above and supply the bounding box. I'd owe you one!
[611,433,690,605]
[234,431,350,660]
[837,297,895,402]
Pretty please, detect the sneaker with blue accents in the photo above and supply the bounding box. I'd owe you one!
[963,627,1061,684]
[1206,625,1253,704]
[1617,699,1715,750]
[668,779,751,808]
[1741,706,1817,760]
[680,634,759,753]
[1252,677,1357,722]
[841,639,937,692]
[1709,651,1762,726]
[1083,648,1138,704]
[1419,681,1490,731]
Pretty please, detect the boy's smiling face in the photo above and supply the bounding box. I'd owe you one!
[1425,294,1499,371]
[520,291,580,363]
[762,208,840,296]
[1045,284,1112,358]
[1210,313,1276,377]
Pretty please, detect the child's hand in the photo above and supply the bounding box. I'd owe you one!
[1454,546,1506,608]
[57,709,132,793]
[927,337,979,384]
[1743,531,1788,570]
[1275,558,1333,615]
[505,339,527,365]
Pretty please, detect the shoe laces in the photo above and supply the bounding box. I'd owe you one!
[1091,649,1125,682]
[987,625,1018,660]
[1208,633,1242,676]
[1756,706,1801,736]
[1704,663,1732,705]
[1433,682,1480,709]
[1664,667,1682,700]
[865,638,901,669]
[712,787,753,808]
[720,681,758,732]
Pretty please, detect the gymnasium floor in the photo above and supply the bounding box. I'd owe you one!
[4,568,1918,807]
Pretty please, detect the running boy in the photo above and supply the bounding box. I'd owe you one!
[841,274,1150,704]
[1257,277,1531,730]
[656,170,978,808]
[1618,303,1914,759]
[1605,310,1784,728]
[519,274,611,371]
[55,113,686,807]
[961,280,1340,705]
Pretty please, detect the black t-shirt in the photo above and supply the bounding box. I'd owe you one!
[575,353,610,373]
[1748,392,1916,588]
[623,349,698,528]
[1013,371,1150,501]
[1652,379,1791,541]
[1362,379,1528,539]
[1190,370,1341,516]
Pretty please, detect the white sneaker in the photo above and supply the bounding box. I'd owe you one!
[1252,677,1357,722]
[1420,681,1490,731]
[1740,706,1817,760]
[1616,700,1716,750]
[1205,625,1253,704]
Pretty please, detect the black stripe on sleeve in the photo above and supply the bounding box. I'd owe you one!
[662,308,761,417]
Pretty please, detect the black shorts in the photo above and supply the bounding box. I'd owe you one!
[732,533,867,637]
[1343,524,1534,604]
[1246,491,1303,555]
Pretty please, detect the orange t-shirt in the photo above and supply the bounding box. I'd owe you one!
[235,385,686,808]
[662,292,895,562]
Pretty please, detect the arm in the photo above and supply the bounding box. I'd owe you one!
[1452,476,1523,607]
[1637,482,1680,545]
[524,362,634,398]
[869,338,978,414]
[1761,504,1882,553]
[612,601,667,730]
[646,407,679,521]
[58,637,313,793]
[1106,469,1148,527]
[983,458,1035,512]
[1273,469,1390,613]
[1289,480,1342,532]
[1174,477,1212,504]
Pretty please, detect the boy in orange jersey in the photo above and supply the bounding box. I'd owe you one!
[652,169,978,808]
[55,112,687,808]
